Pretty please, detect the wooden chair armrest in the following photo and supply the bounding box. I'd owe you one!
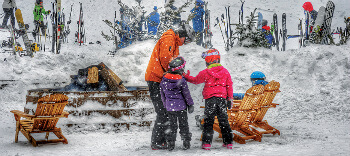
[270,103,279,108]
[200,106,205,108]
[10,110,35,119]
[228,108,256,113]
[54,111,70,118]
[233,100,242,104]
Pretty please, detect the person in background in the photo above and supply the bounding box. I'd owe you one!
[33,0,51,38]
[1,0,17,29]
[190,0,205,46]
[145,23,194,150]
[261,19,274,48]
[184,48,233,150]
[302,2,318,32]
[160,56,194,151]
[147,6,160,35]
[233,71,269,100]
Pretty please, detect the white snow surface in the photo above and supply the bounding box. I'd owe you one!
[0,0,350,155]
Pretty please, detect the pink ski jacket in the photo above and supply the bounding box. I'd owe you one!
[184,65,233,100]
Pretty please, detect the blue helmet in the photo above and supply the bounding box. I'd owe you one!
[196,0,205,6]
[154,6,157,10]
[250,71,268,86]
[250,71,265,79]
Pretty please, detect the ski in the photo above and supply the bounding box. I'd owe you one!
[304,11,310,41]
[321,0,335,45]
[56,0,62,54]
[15,9,35,57]
[298,19,303,48]
[203,1,212,49]
[51,2,56,53]
[273,13,279,51]
[282,13,287,51]
[76,2,85,45]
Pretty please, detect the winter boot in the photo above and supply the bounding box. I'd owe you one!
[167,141,175,151]
[202,144,211,150]
[151,142,167,150]
[183,140,191,150]
[223,143,233,149]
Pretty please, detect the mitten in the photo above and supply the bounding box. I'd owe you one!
[226,99,232,110]
[183,70,190,77]
[47,10,51,14]
[187,105,194,114]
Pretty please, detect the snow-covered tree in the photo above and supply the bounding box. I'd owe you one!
[156,0,193,39]
[232,8,270,48]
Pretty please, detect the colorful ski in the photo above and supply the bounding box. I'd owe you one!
[56,0,62,54]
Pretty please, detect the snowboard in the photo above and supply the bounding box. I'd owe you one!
[321,0,335,45]
[15,9,34,57]
[282,13,286,51]
[257,12,263,30]
[273,13,279,51]
[309,6,326,44]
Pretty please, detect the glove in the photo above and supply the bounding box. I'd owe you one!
[47,10,51,14]
[183,70,190,77]
[226,99,232,110]
[14,7,17,11]
[187,105,194,114]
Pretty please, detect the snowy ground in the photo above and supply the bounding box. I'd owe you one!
[1,0,350,155]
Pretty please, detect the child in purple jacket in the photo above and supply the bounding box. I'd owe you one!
[160,56,194,151]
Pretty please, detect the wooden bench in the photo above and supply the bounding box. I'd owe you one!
[10,94,69,147]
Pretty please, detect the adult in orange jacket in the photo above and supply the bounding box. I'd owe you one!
[146,23,194,150]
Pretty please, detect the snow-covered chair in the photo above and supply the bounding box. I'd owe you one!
[250,80,281,135]
[10,94,69,147]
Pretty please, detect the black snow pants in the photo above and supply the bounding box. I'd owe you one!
[165,110,192,142]
[147,81,168,147]
[202,97,233,145]
[2,8,15,28]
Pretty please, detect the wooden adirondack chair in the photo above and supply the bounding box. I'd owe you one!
[226,84,265,144]
[10,94,69,147]
[250,80,281,135]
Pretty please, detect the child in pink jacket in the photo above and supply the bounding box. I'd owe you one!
[184,49,233,150]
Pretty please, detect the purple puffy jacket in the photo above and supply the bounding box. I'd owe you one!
[160,73,194,112]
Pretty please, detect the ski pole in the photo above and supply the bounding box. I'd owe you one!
[215,17,226,46]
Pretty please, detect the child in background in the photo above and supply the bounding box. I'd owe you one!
[184,49,233,150]
[33,0,51,38]
[233,71,269,100]
[160,56,194,151]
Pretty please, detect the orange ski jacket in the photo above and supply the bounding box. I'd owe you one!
[145,29,182,83]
